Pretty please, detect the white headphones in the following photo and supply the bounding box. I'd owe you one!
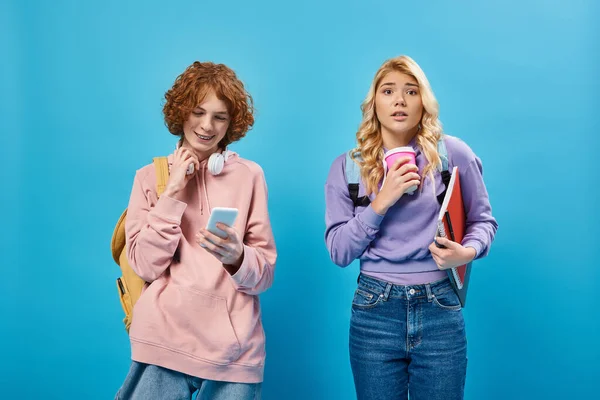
[177,140,233,176]
[207,150,233,176]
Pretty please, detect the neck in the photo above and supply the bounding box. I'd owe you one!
[195,150,214,163]
[181,138,220,162]
[381,125,419,149]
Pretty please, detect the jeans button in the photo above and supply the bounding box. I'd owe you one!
[409,288,416,295]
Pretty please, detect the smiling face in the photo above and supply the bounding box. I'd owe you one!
[374,70,423,147]
[181,90,230,160]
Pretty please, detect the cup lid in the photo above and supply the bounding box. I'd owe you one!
[384,146,415,157]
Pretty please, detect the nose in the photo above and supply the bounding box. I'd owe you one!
[200,116,213,132]
[394,93,406,107]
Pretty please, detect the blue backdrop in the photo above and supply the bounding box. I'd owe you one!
[1,0,598,398]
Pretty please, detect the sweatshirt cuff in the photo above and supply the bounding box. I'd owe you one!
[358,204,385,230]
[151,195,188,224]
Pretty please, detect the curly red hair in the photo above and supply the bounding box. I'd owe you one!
[163,61,254,148]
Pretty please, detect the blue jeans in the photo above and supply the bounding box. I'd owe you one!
[115,362,261,400]
[349,274,467,400]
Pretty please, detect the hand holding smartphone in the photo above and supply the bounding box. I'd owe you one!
[206,207,239,238]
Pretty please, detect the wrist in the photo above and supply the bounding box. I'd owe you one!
[163,185,181,199]
[223,264,241,276]
[371,196,389,215]
[464,246,477,261]
[224,248,244,275]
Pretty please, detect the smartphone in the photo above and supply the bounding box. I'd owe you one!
[206,207,239,238]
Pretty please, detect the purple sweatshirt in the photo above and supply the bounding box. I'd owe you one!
[324,134,498,285]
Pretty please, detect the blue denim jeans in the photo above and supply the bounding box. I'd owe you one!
[115,362,261,400]
[349,274,467,400]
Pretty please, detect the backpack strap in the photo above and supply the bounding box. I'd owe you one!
[345,151,371,207]
[436,137,451,205]
[438,136,449,172]
[153,157,169,197]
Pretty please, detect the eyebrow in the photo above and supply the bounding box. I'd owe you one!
[380,82,419,88]
[195,106,229,115]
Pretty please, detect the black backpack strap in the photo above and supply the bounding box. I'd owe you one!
[345,151,371,207]
[435,137,450,205]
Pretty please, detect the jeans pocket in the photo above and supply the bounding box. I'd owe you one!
[432,288,462,311]
[352,286,382,309]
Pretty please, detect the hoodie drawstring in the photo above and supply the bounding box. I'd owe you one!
[202,166,211,214]
[195,165,212,215]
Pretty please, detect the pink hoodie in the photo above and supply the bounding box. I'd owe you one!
[124,151,277,383]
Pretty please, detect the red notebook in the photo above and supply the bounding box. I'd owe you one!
[435,166,471,307]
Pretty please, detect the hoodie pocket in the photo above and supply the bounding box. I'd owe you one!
[163,285,242,364]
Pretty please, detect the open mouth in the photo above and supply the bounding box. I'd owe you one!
[391,111,408,121]
[196,132,216,141]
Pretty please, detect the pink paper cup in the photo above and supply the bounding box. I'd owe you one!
[384,146,418,194]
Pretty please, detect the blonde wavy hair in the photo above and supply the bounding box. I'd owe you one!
[351,55,444,195]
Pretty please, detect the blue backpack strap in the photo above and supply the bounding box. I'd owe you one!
[345,151,360,185]
[436,136,451,205]
[345,150,371,207]
[437,136,449,172]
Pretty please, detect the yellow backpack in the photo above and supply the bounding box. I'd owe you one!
[111,157,169,333]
